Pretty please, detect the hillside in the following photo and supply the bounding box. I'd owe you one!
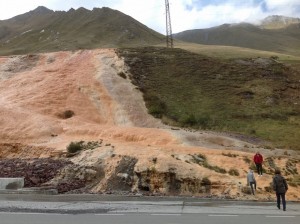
[0,8,299,199]
[117,47,300,150]
[0,49,299,199]
[0,6,165,55]
[173,16,300,56]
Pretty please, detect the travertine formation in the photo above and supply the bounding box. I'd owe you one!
[0,49,299,200]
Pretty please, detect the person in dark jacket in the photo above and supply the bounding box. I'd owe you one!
[273,169,288,211]
[253,152,263,176]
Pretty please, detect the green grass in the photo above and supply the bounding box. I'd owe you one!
[172,42,300,61]
[117,47,300,150]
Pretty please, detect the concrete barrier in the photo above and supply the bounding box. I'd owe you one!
[0,178,24,190]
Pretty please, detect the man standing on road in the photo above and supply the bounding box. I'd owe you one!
[247,169,256,195]
[273,169,288,211]
[253,152,263,176]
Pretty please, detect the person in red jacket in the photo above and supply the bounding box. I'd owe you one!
[253,152,263,176]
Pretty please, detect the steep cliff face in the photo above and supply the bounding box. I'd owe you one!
[0,49,299,200]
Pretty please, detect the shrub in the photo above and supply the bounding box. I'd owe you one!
[270,55,279,60]
[201,177,211,185]
[243,157,251,164]
[191,154,206,164]
[241,186,252,195]
[197,115,211,129]
[229,168,239,176]
[67,142,83,154]
[148,105,165,118]
[222,152,238,158]
[194,153,227,174]
[203,162,227,174]
[180,114,197,126]
[117,71,127,79]
[265,182,274,193]
[145,95,166,118]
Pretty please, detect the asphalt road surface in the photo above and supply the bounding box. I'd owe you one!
[0,213,299,224]
[0,194,299,224]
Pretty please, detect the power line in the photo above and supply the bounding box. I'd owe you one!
[165,0,173,48]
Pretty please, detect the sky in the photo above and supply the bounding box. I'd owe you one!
[0,0,300,34]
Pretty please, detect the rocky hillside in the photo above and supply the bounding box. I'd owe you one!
[0,6,164,55]
[0,49,299,200]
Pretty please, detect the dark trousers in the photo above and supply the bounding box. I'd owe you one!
[276,193,286,210]
[255,163,263,175]
[250,181,256,195]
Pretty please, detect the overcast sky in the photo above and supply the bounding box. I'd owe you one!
[1,0,300,34]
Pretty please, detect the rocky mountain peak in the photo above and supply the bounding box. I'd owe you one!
[260,15,300,29]
[32,6,53,14]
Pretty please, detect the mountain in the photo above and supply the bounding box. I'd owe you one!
[260,15,300,29]
[0,6,165,55]
[173,16,300,56]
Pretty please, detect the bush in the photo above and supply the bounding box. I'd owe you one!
[67,142,83,154]
[191,154,206,164]
[194,153,227,174]
[201,177,211,185]
[148,105,165,118]
[181,114,197,126]
[243,157,251,164]
[228,168,239,176]
[241,186,252,195]
[270,55,279,60]
[145,95,166,118]
[222,152,238,158]
[197,115,211,129]
[203,162,227,174]
[117,71,127,79]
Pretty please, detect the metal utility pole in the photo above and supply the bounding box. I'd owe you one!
[165,0,173,48]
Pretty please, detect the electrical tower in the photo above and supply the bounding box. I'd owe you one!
[165,0,173,48]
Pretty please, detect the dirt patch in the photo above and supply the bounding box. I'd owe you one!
[0,143,56,159]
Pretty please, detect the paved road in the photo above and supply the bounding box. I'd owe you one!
[0,213,299,224]
[0,194,299,224]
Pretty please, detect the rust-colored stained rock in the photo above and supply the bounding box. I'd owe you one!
[0,49,299,200]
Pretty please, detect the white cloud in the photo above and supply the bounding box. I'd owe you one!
[264,0,300,16]
[0,0,299,34]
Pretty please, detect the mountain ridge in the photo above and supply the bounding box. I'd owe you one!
[173,15,300,56]
[0,6,164,55]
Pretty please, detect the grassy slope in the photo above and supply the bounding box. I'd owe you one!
[117,46,300,150]
[173,23,300,57]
